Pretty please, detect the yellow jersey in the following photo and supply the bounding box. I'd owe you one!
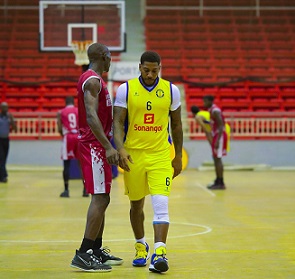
[196,111,211,132]
[124,77,172,151]
[196,110,231,152]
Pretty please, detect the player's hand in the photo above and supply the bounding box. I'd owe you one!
[118,148,133,172]
[172,156,182,179]
[105,146,119,166]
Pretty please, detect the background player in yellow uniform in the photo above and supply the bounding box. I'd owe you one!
[114,51,183,273]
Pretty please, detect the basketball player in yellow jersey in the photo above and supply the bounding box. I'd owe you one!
[114,51,183,273]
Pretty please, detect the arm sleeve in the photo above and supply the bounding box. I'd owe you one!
[212,107,221,115]
[170,84,181,111]
[82,76,102,94]
[114,83,128,108]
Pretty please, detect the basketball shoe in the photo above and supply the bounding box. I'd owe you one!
[207,179,216,187]
[133,242,149,267]
[149,246,169,273]
[207,183,226,190]
[82,188,89,197]
[60,190,69,197]
[70,249,112,272]
[94,247,123,266]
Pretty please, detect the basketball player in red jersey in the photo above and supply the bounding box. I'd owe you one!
[203,95,228,190]
[70,43,123,272]
[57,96,88,198]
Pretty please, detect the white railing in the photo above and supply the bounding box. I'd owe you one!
[185,117,295,138]
[10,117,59,139]
[9,112,295,139]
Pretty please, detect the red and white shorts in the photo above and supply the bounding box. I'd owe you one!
[212,131,228,158]
[78,142,112,195]
[61,133,79,160]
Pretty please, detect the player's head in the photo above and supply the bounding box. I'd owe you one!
[65,96,74,106]
[87,43,111,72]
[203,95,214,108]
[0,102,8,114]
[191,105,200,115]
[139,51,161,86]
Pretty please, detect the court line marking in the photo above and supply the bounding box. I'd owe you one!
[0,222,212,243]
[194,182,216,197]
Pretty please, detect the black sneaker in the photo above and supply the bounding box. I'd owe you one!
[207,183,226,190]
[0,177,7,183]
[82,188,89,197]
[94,247,123,266]
[60,190,69,197]
[70,249,112,272]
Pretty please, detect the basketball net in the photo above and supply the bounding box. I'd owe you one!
[71,40,93,66]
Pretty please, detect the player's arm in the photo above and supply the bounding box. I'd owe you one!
[195,115,212,144]
[56,111,63,136]
[113,83,133,171]
[113,106,133,172]
[113,106,126,152]
[212,110,224,149]
[9,113,17,132]
[170,84,183,178]
[170,106,183,178]
[84,78,118,165]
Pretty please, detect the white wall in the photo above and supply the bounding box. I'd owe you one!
[7,139,295,167]
[185,140,295,168]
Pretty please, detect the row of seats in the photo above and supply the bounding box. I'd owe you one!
[0,3,81,111]
[185,85,295,112]
[145,1,295,112]
[1,83,295,112]
[0,1,121,111]
[1,5,121,83]
[146,0,294,6]
[1,1,294,114]
[145,5,295,82]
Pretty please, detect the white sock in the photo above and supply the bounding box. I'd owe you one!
[136,237,146,245]
[154,241,166,252]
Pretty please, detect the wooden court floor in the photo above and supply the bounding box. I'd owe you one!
[0,168,294,279]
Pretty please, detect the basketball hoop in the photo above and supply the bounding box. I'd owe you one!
[71,40,93,66]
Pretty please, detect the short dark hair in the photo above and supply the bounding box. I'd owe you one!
[203,95,215,102]
[65,96,74,105]
[140,51,161,64]
[191,105,200,114]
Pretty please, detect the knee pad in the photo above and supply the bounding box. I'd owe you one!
[151,195,169,224]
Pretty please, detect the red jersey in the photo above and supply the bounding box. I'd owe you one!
[208,104,225,135]
[77,69,113,145]
[60,105,78,135]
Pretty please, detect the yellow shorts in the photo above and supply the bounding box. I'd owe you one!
[225,123,231,152]
[123,148,173,201]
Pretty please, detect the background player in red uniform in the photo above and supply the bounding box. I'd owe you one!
[70,43,123,272]
[57,96,88,197]
[203,95,228,190]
